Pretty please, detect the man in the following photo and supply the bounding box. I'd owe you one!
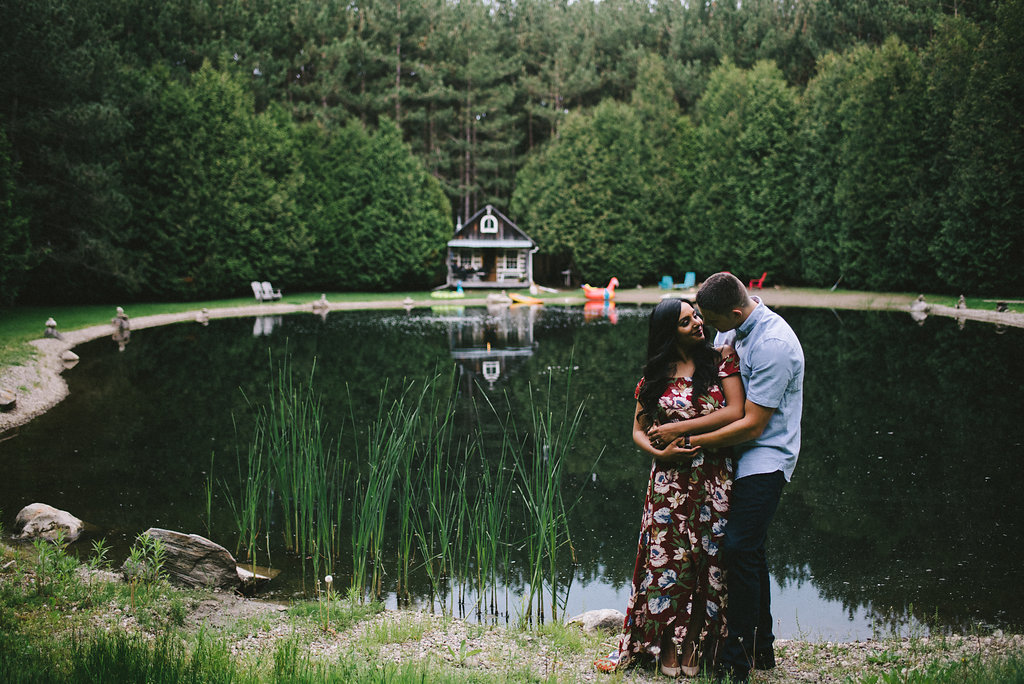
[649,272,804,682]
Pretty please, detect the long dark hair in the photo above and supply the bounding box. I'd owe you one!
[636,298,721,426]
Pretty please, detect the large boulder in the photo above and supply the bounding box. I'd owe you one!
[141,528,239,589]
[14,503,84,542]
[567,608,626,633]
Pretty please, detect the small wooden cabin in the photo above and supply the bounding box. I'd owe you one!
[446,205,537,289]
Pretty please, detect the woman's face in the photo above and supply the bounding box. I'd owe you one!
[675,302,705,349]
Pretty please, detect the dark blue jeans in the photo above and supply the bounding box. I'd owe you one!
[719,470,786,677]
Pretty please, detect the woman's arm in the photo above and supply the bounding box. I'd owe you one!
[645,373,745,443]
[632,401,692,462]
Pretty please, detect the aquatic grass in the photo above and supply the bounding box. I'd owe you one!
[221,355,589,614]
[350,380,406,599]
[221,432,268,565]
[261,355,349,588]
[506,370,589,624]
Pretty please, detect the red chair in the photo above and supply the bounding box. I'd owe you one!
[748,271,767,289]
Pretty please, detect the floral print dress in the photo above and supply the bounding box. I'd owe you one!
[616,350,740,669]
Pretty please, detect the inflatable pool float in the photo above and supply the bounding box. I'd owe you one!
[509,293,544,305]
[431,283,465,299]
[582,277,619,301]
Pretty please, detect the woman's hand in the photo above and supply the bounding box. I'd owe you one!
[647,421,687,445]
[653,440,702,464]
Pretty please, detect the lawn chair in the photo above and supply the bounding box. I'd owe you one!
[251,281,264,301]
[261,281,282,301]
[659,275,674,289]
[677,272,696,289]
[748,271,767,290]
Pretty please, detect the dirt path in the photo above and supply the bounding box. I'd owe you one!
[2,289,1020,435]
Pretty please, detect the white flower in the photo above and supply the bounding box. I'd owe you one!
[325,575,333,585]
[709,567,724,592]
[668,491,686,508]
[706,599,720,620]
[650,545,668,567]
[712,518,728,536]
[653,507,673,525]
[699,505,712,522]
[691,453,705,468]
[653,471,672,494]
[652,529,667,546]
[648,596,672,614]
[657,570,678,589]
[711,488,729,512]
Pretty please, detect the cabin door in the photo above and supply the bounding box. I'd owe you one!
[484,252,497,282]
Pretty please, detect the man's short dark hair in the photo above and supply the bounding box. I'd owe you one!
[696,272,750,313]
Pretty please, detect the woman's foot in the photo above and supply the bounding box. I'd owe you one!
[660,640,681,677]
[679,641,699,677]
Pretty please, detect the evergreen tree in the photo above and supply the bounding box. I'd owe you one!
[932,0,1024,294]
[0,124,30,305]
[122,62,310,299]
[301,118,451,290]
[688,59,799,282]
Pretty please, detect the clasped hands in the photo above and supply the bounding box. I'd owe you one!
[647,422,701,461]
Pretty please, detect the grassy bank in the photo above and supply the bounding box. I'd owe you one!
[2,539,1022,683]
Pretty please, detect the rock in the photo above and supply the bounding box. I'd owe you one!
[60,350,79,362]
[0,388,15,412]
[236,563,278,595]
[44,317,63,339]
[14,503,84,542]
[141,528,239,589]
[567,609,625,633]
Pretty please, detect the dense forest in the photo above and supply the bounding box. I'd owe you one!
[0,0,1020,304]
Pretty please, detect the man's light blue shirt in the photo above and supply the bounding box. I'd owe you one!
[714,297,804,481]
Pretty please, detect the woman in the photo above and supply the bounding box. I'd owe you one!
[597,298,744,677]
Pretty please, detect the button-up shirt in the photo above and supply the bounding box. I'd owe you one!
[714,297,804,481]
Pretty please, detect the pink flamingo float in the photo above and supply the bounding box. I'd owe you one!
[581,276,619,301]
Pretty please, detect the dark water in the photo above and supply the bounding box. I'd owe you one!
[3,304,1023,640]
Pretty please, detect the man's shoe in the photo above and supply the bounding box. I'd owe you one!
[714,665,749,684]
[753,649,776,670]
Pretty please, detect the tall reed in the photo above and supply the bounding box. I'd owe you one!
[507,370,588,624]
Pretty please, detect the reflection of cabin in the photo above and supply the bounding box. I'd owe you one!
[448,305,539,389]
[446,205,537,289]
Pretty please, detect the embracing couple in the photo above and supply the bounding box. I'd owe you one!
[596,272,805,682]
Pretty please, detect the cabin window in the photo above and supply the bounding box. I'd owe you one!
[480,215,498,234]
[504,251,520,269]
[457,250,482,269]
[482,360,500,382]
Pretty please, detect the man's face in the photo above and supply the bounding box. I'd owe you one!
[698,306,741,333]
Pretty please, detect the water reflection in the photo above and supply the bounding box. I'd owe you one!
[252,316,282,336]
[1,306,1022,640]
[447,304,539,388]
[583,300,618,324]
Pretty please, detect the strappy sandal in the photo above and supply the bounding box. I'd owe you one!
[594,650,621,673]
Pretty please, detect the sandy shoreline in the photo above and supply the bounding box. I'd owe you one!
[2,288,1021,435]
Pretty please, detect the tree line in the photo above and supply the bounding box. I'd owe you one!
[0,0,1019,304]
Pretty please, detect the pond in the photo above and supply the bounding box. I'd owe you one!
[2,303,1023,641]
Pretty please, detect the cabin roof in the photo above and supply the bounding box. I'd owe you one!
[450,204,535,246]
